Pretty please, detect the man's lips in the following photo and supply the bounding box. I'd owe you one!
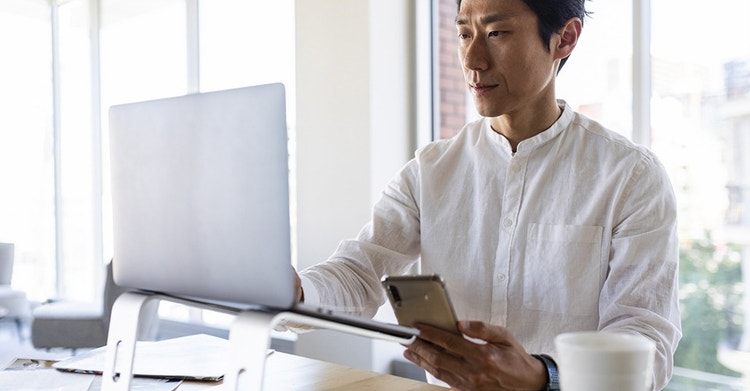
[470,83,499,94]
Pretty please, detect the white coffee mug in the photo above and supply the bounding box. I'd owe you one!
[555,331,655,391]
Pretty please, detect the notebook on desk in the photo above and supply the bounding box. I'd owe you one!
[108,83,416,341]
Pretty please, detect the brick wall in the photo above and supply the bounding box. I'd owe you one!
[437,0,466,139]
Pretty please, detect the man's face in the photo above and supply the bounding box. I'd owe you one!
[456,0,559,118]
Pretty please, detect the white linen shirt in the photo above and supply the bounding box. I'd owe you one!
[299,101,682,390]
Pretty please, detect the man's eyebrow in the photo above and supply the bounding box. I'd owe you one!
[455,13,511,26]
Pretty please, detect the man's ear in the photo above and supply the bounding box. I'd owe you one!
[554,17,582,62]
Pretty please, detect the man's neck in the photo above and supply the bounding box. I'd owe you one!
[489,99,562,152]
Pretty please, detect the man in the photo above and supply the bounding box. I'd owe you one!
[295,0,681,389]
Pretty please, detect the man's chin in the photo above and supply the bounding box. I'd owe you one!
[474,107,504,118]
[471,100,505,118]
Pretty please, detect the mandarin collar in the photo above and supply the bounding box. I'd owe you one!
[484,100,574,158]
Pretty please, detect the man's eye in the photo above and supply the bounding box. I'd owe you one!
[488,31,502,37]
[458,33,471,40]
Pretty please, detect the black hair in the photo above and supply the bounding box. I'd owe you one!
[456,0,590,72]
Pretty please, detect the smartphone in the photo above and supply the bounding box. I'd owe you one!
[381,274,460,334]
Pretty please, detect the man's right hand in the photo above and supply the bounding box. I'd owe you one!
[292,267,304,303]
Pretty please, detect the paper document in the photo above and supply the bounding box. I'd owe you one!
[53,334,233,381]
[2,358,181,391]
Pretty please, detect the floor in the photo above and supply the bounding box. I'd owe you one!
[0,319,78,369]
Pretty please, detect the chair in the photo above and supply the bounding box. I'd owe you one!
[30,259,158,350]
[0,242,31,341]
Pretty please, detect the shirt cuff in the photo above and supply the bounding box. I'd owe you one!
[299,275,320,306]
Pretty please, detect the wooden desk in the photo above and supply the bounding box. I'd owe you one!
[0,351,444,390]
[178,351,445,390]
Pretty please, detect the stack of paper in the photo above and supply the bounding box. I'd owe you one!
[53,334,230,381]
[1,334,274,389]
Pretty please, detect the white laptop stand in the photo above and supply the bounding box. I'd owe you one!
[101,291,414,391]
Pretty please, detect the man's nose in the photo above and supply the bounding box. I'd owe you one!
[461,38,489,71]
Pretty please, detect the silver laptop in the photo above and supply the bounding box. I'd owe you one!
[109,83,415,340]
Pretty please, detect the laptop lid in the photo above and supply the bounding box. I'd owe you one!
[109,83,295,309]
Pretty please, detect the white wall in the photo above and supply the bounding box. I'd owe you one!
[294,0,416,373]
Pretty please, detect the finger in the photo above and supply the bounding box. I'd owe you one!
[404,349,444,382]
[416,323,495,361]
[415,323,472,351]
[403,340,466,387]
[404,345,479,391]
[458,320,514,346]
[291,267,304,302]
[407,336,455,359]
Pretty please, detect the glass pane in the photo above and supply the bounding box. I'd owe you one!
[99,0,187,263]
[0,1,55,301]
[434,0,464,139]
[198,0,296,325]
[199,0,296,120]
[556,0,633,139]
[652,0,750,382]
[100,0,187,105]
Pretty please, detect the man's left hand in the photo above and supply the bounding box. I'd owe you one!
[403,320,547,391]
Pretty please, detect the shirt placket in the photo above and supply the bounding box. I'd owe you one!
[491,154,526,326]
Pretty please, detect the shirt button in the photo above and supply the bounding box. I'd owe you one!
[503,218,513,228]
[497,273,507,282]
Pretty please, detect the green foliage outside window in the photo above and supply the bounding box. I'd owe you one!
[674,231,744,377]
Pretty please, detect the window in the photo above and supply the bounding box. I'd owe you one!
[0,1,56,301]
[652,0,750,387]
[0,1,295,313]
[432,0,749,387]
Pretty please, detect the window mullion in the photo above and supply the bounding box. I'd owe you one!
[90,0,104,288]
[50,1,64,298]
[186,0,200,93]
[633,0,651,147]
[186,0,202,323]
